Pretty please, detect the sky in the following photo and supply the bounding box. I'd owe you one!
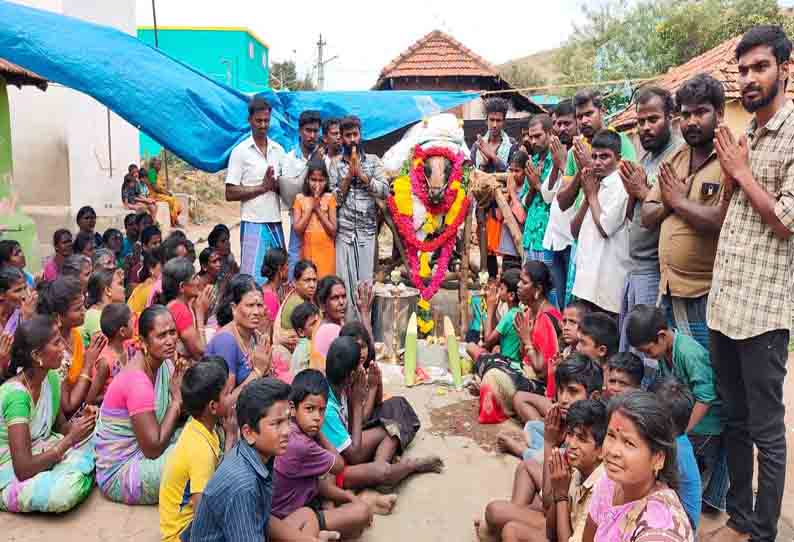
[136,0,587,91]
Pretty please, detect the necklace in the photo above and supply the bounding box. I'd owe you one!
[231,323,255,360]
[19,370,39,405]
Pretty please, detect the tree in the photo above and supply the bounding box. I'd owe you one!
[553,0,794,108]
[269,60,316,91]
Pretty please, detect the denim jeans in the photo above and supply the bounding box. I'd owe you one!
[709,328,789,542]
[549,246,571,310]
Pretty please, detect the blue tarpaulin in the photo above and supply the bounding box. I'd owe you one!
[0,1,478,172]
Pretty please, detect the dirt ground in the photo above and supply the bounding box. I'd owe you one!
[5,371,794,542]
[5,204,794,541]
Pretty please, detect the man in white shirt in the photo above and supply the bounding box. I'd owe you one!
[279,110,323,279]
[225,97,286,285]
[543,100,578,307]
[571,130,630,317]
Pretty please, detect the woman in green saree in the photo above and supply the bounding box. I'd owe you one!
[0,314,96,513]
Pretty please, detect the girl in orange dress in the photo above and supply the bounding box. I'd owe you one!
[292,160,337,279]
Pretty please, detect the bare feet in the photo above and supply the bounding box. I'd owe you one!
[413,455,444,474]
[704,525,750,542]
[496,432,527,458]
[473,516,497,542]
[358,490,397,515]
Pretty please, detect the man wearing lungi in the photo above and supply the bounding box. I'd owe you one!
[225,97,286,285]
[328,115,388,322]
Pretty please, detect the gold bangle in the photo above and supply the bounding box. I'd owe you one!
[78,374,93,383]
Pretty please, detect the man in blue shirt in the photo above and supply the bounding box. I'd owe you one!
[189,378,335,542]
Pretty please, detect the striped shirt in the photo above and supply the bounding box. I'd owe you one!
[707,100,794,339]
[328,152,389,244]
[189,441,272,542]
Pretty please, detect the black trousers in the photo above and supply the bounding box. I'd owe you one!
[709,329,789,542]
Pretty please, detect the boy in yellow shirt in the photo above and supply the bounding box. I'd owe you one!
[159,356,235,542]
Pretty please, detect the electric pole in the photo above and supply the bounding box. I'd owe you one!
[316,34,326,90]
[315,34,339,90]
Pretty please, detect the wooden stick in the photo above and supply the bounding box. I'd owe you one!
[377,200,409,269]
[493,189,524,259]
[459,209,472,336]
[477,207,488,276]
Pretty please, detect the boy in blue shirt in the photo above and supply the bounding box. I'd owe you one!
[189,378,335,542]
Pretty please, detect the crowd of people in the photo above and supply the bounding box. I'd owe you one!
[0,24,791,542]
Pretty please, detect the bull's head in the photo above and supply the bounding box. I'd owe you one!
[424,155,452,206]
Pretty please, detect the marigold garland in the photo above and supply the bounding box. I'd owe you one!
[387,145,471,312]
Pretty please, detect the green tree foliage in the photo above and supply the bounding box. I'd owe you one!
[269,60,316,91]
[553,0,794,112]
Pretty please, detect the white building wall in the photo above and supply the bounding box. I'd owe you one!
[7,0,138,244]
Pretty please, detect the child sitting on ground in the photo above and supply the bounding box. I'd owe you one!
[272,369,374,539]
[652,377,703,532]
[499,399,608,542]
[511,300,592,424]
[291,302,321,374]
[576,312,619,377]
[189,378,333,541]
[466,268,522,364]
[84,303,136,405]
[321,336,443,491]
[603,352,644,399]
[626,303,723,505]
[481,355,603,540]
[159,357,234,542]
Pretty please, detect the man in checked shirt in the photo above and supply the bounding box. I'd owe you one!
[327,116,388,322]
[707,25,794,542]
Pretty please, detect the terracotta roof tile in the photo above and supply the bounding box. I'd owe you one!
[0,58,47,89]
[612,35,793,129]
[377,30,500,81]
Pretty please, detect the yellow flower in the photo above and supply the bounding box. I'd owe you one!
[393,176,413,215]
[417,298,430,310]
[419,252,431,278]
[413,158,423,169]
[418,317,435,334]
[445,185,466,225]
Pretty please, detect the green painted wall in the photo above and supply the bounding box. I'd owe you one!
[0,77,42,273]
[137,28,270,158]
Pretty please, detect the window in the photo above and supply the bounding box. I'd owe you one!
[248,42,254,59]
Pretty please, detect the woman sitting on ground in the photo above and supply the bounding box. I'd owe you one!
[260,248,289,322]
[72,231,96,260]
[274,259,318,353]
[0,239,35,287]
[42,229,73,282]
[75,206,103,250]
[0,267,32,378]
[205,274,287,401]
[196,247,224,330]
[312,277,374,365]
[128,247,162,317]
[101,229,125,268]
[0,315,97,513]
[94,305,185,505]
[582,391,694,542]
[92,247,118,273]
[60,254,93,297]
[321,336,442,491]
[80,268,126,347]
[36,277,107,416]
[207,224,239,282]
[159,257,211,363]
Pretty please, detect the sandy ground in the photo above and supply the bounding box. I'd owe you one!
[5,205,794,541]
[5,372,794,542]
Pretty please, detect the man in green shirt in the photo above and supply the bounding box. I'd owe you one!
[625,304,723,500]
[556,89,638,214]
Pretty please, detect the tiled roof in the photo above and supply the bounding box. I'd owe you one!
[377,30,500,82]
[0,58,47,90]
[611,35,794,129]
